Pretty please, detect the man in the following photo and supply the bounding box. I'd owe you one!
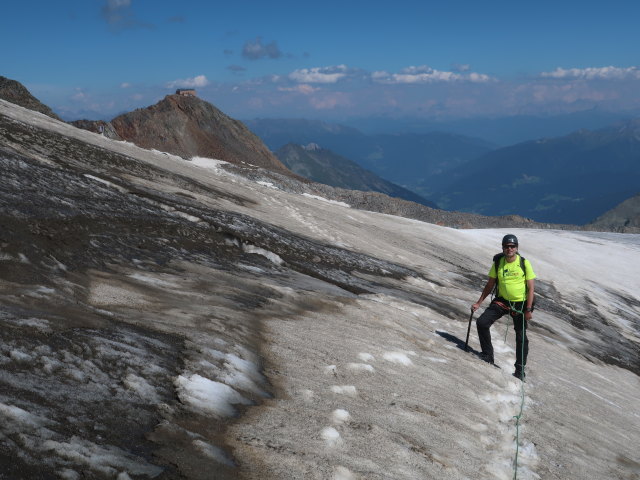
[471,234,536,380]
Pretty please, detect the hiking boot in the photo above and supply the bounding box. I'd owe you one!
[479,353,494,364]
[513,370,526,382]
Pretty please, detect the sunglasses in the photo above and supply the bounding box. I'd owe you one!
[503,244,518,249]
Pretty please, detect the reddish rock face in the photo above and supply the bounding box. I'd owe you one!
[110,94,291,174]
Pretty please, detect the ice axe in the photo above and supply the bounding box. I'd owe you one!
[464,307,474,352]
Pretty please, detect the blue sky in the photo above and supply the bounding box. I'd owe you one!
[3,0,640,122]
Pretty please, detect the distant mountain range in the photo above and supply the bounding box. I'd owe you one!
[275,143,437,208]
[246,118,494,198]
[248,117,640,226]
[433,121,640,224]
[340,110,635,146]
[2,75,638,229]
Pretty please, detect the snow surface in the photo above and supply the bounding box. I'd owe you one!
[1,98,639,479]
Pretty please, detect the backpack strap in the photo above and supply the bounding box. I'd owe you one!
[491,253,504,299]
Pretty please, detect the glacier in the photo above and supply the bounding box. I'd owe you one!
[0,98,639,479]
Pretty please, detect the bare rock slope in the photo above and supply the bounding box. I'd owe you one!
[588,193,640,233]
[109,94,291,174]
[0,75,61,120]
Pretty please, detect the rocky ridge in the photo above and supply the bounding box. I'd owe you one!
[108,94,291,174]
[588,193,640,233]
[0,75,61,120]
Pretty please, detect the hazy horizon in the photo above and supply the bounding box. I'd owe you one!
[4,1,640,122]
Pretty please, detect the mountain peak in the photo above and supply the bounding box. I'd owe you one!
[0,76,61,120]
[108,94,291,174]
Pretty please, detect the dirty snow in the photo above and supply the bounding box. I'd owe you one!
[1,98,639,479]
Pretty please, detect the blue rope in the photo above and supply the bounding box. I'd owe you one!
[508,300,527,480]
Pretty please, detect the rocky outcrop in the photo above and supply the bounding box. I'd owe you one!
[69,119,122,140]
[109,94,291,174]
[587,193,640,233]
[0,75,61,120]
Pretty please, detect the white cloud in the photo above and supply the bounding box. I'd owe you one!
[120,82,131,88]
[277,84,320,95]
[541,66,640,80]
[166,75,210,89]
[289,65,349,84]
[372,65,493,84]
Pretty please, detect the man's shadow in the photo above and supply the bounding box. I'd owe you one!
[435,330,480,355]
[436,330,500,368]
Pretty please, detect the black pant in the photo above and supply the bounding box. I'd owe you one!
[476,298,528,372]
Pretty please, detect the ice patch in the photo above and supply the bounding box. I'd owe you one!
[493,341,514,354]
[13,317,51,332]
[346,363,375,373]
[330,385,357,397]
[331,409,351,424]
[406,276,439,291]
[514,441,541,479]
[358,352,375,362]
[123,373,160,402]
[149,149,183,162]
[302,193,351,208]
[128,273,179,288]
[220,353,267,396]
[41,437,163,477]
[321,427,342,447]
[84,174,128,193]
[481,391,522,422]
[426,356,447,363]
[0,402,52,431]
[238,264,265,273]
[175,373,251,417]
[334,466,357,480]
[192,439,235,466]
[382,352,414,366]
[190,156,229,171]
[257,181,278,189]
[58,469,80,480]
[10,349,33,362]
[36,286,56,295]
[241,243,284,265]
